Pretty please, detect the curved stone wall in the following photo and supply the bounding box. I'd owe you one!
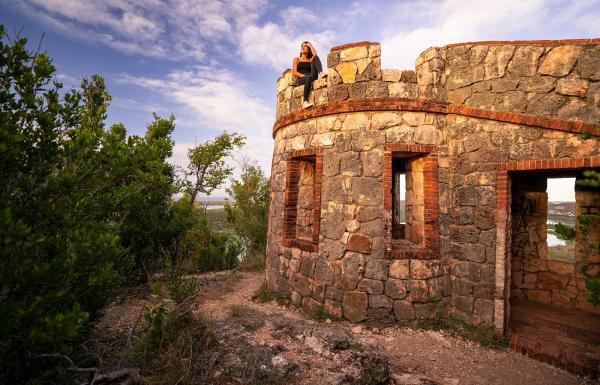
[266,40,600,326]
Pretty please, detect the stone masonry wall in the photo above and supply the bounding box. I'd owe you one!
[267,40,600,327]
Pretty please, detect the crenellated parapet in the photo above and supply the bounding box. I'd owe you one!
[275,39,600,134]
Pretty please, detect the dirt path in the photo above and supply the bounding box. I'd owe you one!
[194,271,595,385]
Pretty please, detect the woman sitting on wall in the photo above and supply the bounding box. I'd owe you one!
[293,41,326,109]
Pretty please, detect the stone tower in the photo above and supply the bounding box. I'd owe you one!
[265,39,600,375]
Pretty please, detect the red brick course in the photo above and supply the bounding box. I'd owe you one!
[283,148,323,253]
[273,98,599,139]
[330,41,378,52]
[446,38,600,48]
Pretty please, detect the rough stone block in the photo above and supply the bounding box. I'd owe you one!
[364,259,389,280]
[342,291,368,322]
[389,260,410,279]
[539,45,582,77]
[385,279,408,299]
[556,78,589,96]
[369,294,393,308]
[358,278,384,295]
[346,233,372,254]
[393,300,415,320]
[473,298,494,324]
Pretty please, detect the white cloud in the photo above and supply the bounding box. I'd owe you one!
[379,0,600,70]
[118,65,275,185]
[14,0,268,61]
[238,6,337,70]
[119,66,273,134]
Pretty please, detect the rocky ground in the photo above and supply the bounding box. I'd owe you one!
[92,271,596,385]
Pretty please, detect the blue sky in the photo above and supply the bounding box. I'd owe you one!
[2,0,599,200]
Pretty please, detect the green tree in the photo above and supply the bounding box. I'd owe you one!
[0,26,179,381]
[173,132,245,262]
[225,164,270,261]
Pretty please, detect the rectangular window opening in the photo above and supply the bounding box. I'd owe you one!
[391,154,425,247]
[547,177,576,263]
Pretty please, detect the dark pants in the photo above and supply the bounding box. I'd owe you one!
[295,55,323,101]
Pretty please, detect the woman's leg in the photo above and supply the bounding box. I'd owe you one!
[310,55,323,77]
[302,75,314,101]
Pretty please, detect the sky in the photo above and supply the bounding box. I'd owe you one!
[2,0,598,200]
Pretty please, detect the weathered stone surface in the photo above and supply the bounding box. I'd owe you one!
[452,295,474,314]
[382,69,401,82]
[393,300,415,320]
[546,260,575,275]
[407,280,429,302]
[361,150,383,178]
[325,285,344,302]
[473,298,494,324]
[369,294,393,308]
[328,84,350,101]
[538,45,582,77]
[385,279,408,299]
[346,234,372,254]
[342,291,368,322]
[337,274,361,291]
[578,46,600,80]
[358,278,384,295]
[327,50,340,67]
[507,46,544,76]
[388,82,417,98]
[336,62,357,84]
[389,260,410,279]
[364,259,389,280]
[340,46,369,61]
[526,94,566,116]
[410,260,435,279]
[556,78,589,96]
[484,45,515,80]
[342,252,366,276]
[290,273,312,297]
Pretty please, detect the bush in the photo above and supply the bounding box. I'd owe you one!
[553,222,576,241]
[0,26,181,381]
[225,165,270,264]
[180,207,240,273]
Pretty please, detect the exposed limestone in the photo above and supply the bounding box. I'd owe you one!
[538,45,582,77]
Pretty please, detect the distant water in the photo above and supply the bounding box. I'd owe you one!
[547,220,567,246]
[206,205,225,210]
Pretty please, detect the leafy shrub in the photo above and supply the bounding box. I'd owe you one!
[553,222,576,241]
[225,165,270,262]
[0,26,180,381]
[163,256,198,304]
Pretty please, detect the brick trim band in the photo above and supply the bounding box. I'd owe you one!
[272,98,599,139]
[446,38,600,48]
[330,41,378,52]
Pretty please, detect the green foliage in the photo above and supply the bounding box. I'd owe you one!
[181,209,240,273]
[0,26,180,381]
[253,281,275,303]
[586,276,600,306]
[553,222,576,241]
[172,132,245,263]
[184,131,245,205]
[225,164,270,263]
[163,257,198,304]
